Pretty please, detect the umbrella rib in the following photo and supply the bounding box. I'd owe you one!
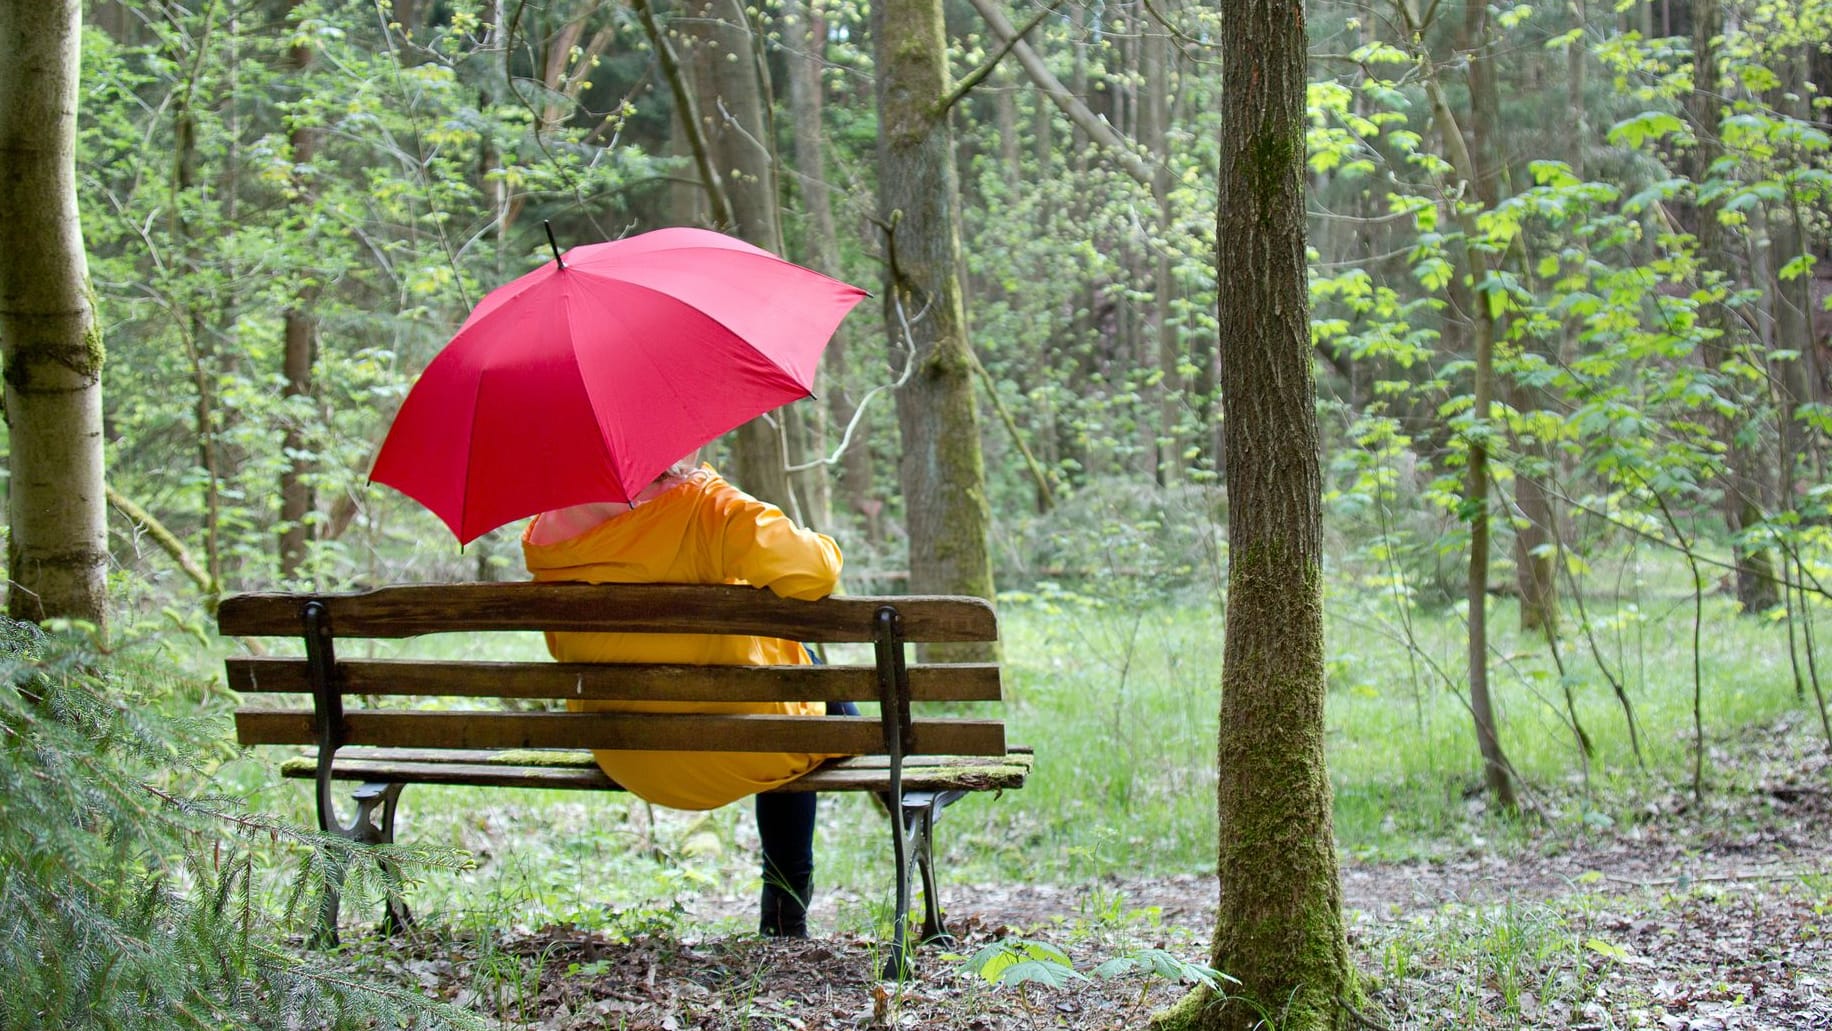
[457,366,492,543]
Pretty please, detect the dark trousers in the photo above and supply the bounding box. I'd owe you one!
[755,699,857,914]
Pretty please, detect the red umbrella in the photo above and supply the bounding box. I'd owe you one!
[370,227,868,544]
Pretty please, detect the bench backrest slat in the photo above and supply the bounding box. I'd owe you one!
[226,657,1003,703]
[218,582,997,642]
[235,710,1007,756]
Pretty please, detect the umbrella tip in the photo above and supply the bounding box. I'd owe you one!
[544,221,564,269]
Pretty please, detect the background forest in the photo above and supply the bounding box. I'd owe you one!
[66,0,1832,659]
[2,0,1831,1027]
[68,0,1832,787]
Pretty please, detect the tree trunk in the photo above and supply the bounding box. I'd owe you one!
[1768,48,1824,498]
[679,0,800,512]
[785,0,860,531]
[0,0,109,631]
[1153,2,1352,1028]
[1141,13,1179,483]
[1421,59,1520,812]
[1690,0,1778,614]
[278,6,317,580]
[166,4,225,591]
[873,0,998,657]
[1461,0,1557,636]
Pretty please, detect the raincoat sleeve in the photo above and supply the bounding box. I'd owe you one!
[709,483,842,600]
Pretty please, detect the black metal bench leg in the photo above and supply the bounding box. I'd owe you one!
[365,783,415,935]
[313,781,411,945]
[904,790,965,946]
[910,803,950,946]
[349,782,414,937]
[881,795,917,981]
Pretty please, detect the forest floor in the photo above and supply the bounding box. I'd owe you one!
[368,718,1832,1030]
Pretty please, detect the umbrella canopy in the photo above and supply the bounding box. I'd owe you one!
[371,227,869,544]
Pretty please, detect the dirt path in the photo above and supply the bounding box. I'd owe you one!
[394,722,1831,1029]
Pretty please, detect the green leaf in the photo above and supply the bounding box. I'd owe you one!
[1779,254,1817,282]
[1607,111,1688,149]
[1091,949,1234,989]
[963,939,1086,987]
[991,959,1090,988]
[1416,256,1454,292]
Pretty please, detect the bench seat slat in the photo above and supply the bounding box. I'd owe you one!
[276,750,1034,794]
[237,709,1007,756]
[270,746,1033,769]
[227,657,1002,703]
[218,583,998,642]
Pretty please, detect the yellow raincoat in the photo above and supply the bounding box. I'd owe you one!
[521,467,844,810]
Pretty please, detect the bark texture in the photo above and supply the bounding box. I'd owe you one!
[1154,1,1351,1026]
[873,0,996,658]
[0,0,109,630]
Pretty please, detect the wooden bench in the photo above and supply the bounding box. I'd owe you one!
[219,581,1032,977]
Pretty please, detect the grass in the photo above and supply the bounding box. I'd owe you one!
[210,551,1827,946]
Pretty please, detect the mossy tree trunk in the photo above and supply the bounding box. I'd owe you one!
[0,0,109,632]
[872,0,996,659]
[1154,1,1351,1027]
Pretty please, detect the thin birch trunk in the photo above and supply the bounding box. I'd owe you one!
[0,0,110,630]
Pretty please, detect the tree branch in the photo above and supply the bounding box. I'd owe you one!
[630,0,736,228]
[962,0,1156,187]
[966,345,1056,512]
[938,0,1066,118]
[106,485,219,608]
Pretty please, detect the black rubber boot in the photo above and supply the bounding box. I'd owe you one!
[760,878,810,938]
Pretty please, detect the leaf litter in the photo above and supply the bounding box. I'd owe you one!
[346,716,1829,1029]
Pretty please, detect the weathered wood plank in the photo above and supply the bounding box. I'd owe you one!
[227,657,1003,702]
[277,750,1035,793]
[274,746,1031,769]
[236,710,1007,755]
[218,582,997,642]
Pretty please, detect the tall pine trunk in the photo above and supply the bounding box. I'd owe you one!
[873,0,997,658]
[1140,14,1180,484]
[1154,2,1352,1027]
[0,0,109,631]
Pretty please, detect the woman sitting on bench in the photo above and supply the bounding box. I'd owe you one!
[521,452,845,938]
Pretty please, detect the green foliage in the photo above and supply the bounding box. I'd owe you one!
[961,937,1225,991]
[1092,948,1232,991]
[82,3,668,596]
[0,620,479,1029]
[962,937,1088,987]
